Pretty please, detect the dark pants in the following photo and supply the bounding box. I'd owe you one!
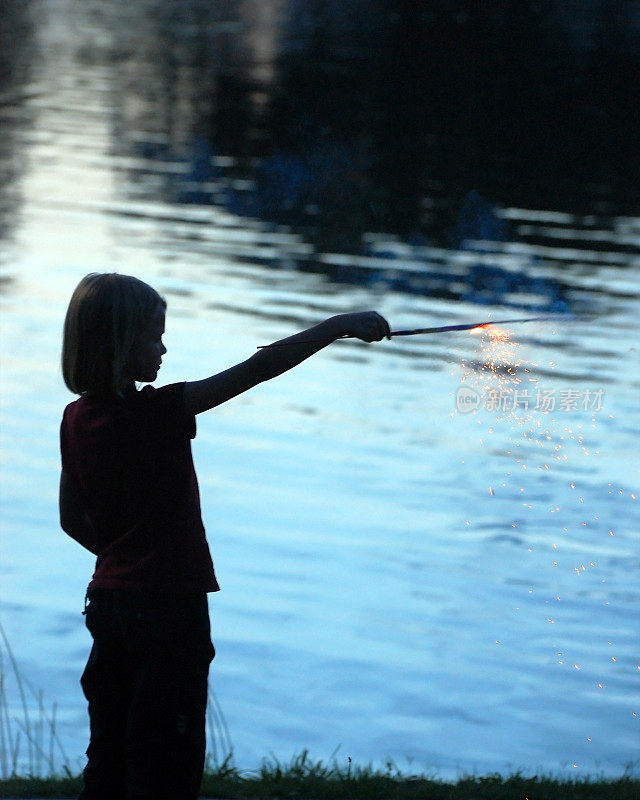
[78,589,215,800]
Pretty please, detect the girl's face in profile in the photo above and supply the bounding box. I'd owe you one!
[125,308,167,387]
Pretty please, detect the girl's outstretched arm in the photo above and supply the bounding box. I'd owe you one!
[184,311,390,415]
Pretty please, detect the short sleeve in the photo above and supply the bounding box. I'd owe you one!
[140,382,196,439]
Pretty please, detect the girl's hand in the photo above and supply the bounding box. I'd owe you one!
[339,311,391,342]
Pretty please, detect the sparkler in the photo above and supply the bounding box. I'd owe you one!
[258,315,548,348]
[385,315,547,338]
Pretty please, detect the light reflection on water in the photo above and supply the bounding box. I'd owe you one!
[1,0,639,780]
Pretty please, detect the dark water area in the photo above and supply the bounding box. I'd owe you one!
[3,0,640,255]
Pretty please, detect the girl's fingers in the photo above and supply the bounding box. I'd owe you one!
[380,313,391,339]
[373,312,391,341]
[353,311,390,342]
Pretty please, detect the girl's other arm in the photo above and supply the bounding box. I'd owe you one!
[184,312,390,415]
[59,469,101,555]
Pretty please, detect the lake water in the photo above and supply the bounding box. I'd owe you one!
[1,0,639,781]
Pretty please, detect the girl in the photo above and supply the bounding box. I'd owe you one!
[60,272,390,800]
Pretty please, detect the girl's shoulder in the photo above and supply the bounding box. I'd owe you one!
[123,383,195,438]
[62,383,191,433]
[136,382,184,403]
[134,382,189,417]
[64,382,184,408]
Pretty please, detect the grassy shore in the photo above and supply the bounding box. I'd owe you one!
[1,753,638,800]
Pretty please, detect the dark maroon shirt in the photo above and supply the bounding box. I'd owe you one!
[60,382,219,593]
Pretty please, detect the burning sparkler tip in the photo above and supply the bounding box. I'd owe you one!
[469,322,512,343]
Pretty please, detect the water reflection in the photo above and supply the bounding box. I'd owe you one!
[0,0,36,272]
[6,0,635,251]
[60,0,635,311]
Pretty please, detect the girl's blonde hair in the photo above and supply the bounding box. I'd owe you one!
[62,273,166,396]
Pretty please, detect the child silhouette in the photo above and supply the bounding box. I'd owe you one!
[60,272,390,799]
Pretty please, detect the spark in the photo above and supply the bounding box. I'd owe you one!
[470,324,511,342]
